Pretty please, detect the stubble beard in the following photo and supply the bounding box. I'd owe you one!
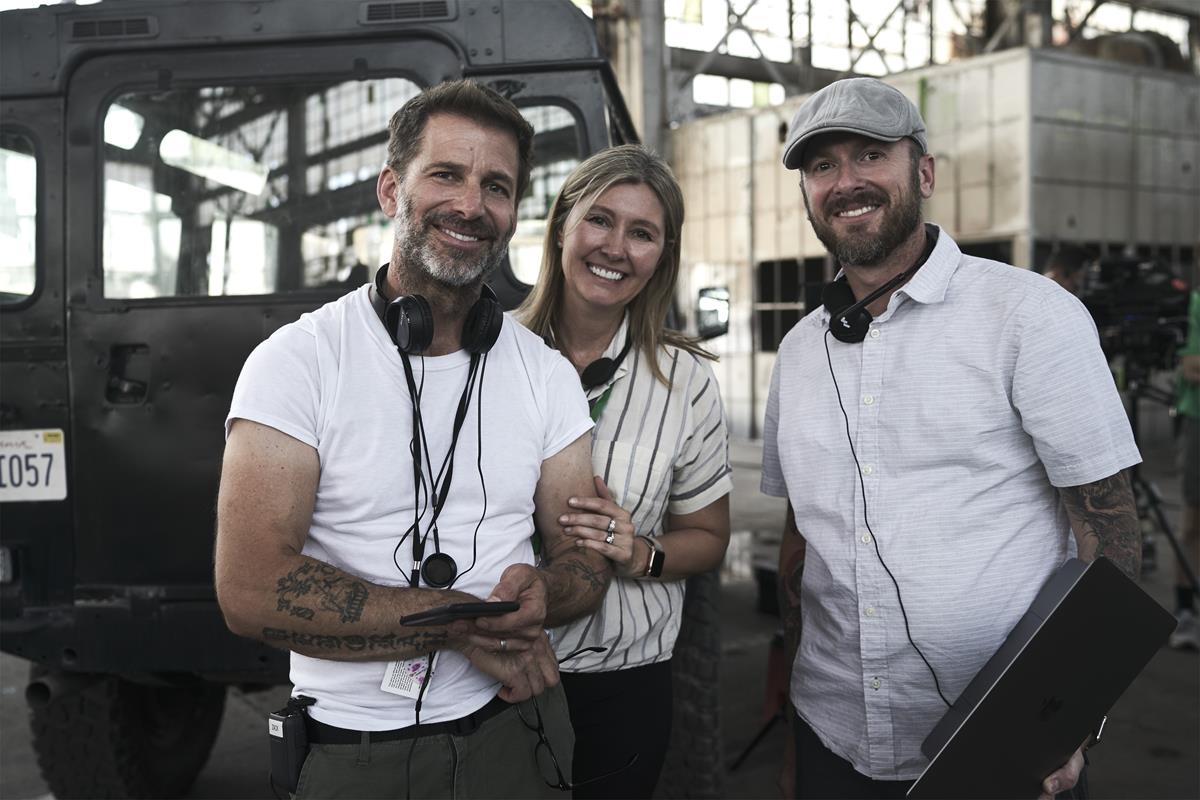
[392,189,511,288]
[804,165,923,268]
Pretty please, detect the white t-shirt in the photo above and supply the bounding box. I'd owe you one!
[761,227,1140,779]
[227,284,592,730]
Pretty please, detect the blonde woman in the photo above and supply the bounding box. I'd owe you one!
[516,145,732,798]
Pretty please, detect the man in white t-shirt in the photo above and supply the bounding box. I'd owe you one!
[215,80,610,798]
[765,78,1141,800]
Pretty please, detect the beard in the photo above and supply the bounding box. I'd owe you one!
[804,165,922,267]
[392,191,511,288]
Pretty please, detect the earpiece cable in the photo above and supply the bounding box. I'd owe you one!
[823,329,952,708]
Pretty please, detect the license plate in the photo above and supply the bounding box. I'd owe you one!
[0,429,67,502]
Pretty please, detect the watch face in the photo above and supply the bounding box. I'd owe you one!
[648,548,665,578]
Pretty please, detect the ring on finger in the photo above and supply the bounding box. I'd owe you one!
[499,638,507,653]
[606,517,618,534]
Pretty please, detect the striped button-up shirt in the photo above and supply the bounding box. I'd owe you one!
[553,316,732,672]
[761,227,1139,780]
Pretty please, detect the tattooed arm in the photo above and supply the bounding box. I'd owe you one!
[215,419,478,662]
[1058,470,1141,580]
[472,433,610,645]
[777,503,806,682]
[535,433,612,626]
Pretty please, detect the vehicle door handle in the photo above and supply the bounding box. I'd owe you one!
[106,344,150,404]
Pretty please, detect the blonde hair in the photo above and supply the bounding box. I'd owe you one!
[515,145,713,384]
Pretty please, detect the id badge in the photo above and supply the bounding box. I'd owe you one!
[381,653,438,698]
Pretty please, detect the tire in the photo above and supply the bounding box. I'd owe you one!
[658,569,724,799]
[29,667,226,799]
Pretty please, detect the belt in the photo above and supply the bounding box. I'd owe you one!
[305,695,510,744]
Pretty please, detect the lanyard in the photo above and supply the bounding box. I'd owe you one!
[589,384,614,422]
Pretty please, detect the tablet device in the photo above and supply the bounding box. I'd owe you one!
[907,557,1176,799]
[400,601,520,627]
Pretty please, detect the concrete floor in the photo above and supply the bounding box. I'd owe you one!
[1,424,1196,799]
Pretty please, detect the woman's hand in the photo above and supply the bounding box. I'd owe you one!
[561,476,646,578]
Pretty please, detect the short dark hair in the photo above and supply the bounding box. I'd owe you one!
[1044,245,1090,278]
[386,79,535,200]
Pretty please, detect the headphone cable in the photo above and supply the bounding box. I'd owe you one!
[823,329,951,709]
[454,351,489,585]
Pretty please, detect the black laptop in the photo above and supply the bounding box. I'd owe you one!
[907,557,1177,799]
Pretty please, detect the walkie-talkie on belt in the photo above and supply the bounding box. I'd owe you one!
[268,695,316,795]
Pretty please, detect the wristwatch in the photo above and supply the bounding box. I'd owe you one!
[638,535,664,578]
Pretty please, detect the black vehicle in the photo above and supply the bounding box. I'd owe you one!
[0,2,634,795]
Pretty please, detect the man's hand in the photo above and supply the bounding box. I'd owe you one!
[462,629,559,704]
[469,563,549,651]
[1039,741,1086,799]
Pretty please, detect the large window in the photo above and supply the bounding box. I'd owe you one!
[0,132,36,304]
[755,257,826,351]
[102,83,583,298]
[102,78,421,298]
[509,105,583,286]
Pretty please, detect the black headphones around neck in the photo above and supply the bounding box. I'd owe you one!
[581,331,634,390]
[822,225,939,343]
[374,265,503,355]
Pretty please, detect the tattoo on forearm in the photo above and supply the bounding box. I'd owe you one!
[1060,472,1141,580]
[551,556,608,593]
[262,627,448,653]
[275,561,369,624]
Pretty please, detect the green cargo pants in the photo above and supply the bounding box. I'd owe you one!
[294,683,574,799]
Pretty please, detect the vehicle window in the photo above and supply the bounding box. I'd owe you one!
[0,132,37,304]
[102,78,421,298]
[509,105,583,286]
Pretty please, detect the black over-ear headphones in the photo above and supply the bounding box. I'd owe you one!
[822,225,939,343]
[822,267,919,344]
[374,265,503,355]
[581,332,634,390]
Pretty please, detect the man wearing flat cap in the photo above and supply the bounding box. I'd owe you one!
[762,77,1141,799]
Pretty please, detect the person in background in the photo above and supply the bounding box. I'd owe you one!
[1042,245,1090,295]
[516,144,732,799]
[1170,283,1200,650]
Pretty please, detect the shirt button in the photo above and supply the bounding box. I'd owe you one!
[871,677,882,690]
[863,395,875,405]
[865,606,876,617]
[861,533,872,544]
[869,328,881,339]
[861,464,874,476]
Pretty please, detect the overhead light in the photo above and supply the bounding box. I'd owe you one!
[159,129,268,196]
[104,104,144,150]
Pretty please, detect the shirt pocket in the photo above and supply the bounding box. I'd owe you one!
[591,438,673,533]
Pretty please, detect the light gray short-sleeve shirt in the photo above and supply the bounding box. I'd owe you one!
[761,227,1139,780]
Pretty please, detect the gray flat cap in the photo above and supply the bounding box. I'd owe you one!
[782,77,927,170]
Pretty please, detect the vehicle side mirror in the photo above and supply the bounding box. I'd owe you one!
[696,287,729,340]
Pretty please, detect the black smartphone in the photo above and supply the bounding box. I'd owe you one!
[400,601,520,626]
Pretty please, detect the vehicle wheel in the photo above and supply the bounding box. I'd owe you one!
[658,569,724,798]
[28,667,226,799]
